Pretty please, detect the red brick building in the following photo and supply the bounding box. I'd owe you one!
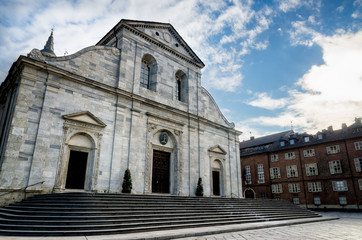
[240,118,362,210]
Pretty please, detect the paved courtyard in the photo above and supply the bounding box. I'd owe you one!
[177,211,362,240]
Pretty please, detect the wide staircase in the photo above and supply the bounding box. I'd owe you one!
[0,192,321,236]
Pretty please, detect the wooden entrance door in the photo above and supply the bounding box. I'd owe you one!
[65,150,88,189]
[212,171,220,196]
[152,150,170,193]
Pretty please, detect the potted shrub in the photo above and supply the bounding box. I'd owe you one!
[196,177,204,196]
[122,168,132,193]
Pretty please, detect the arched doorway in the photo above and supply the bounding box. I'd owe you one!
[245,189,255,199]
[211,160,224,196]
[148,129,179,195]
[64,133,95,191]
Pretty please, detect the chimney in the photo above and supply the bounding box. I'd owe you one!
[355,117,361,124]
[250,136,255,140]
[328,126,333,132]
[342,123,347,129]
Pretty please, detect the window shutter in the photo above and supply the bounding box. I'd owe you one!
[343,181,348,190]
[307,182,312,192]
[355,158,361,172]
[270,168,274,179]
[288,184,292,192]
[306,165,310,176]
[332,181,336,191]
[287,167,291,177]
[329,161,334,174]
[277,168,281,178]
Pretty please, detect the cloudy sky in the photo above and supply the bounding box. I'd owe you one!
[0,0,361,140]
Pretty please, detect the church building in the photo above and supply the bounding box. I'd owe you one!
[0,20,241,205]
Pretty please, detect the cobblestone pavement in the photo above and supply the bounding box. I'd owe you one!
[176,212,362,240]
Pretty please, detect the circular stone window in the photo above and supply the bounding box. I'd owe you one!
[163,32,172,43]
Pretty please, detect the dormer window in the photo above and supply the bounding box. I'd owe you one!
[280,141,285,147]
[304,136,310,142]
[290,139,295,145]
[317,134,323,140]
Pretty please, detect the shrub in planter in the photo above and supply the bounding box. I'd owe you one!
[122,168,132,193]
[196,177,204,196]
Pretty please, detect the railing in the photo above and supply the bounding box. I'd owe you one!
[231,192,239,198]
[0,181,44,197]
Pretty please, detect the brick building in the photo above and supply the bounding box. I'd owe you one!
[240,118,362,210]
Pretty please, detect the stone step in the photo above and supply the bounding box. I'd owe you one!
[0,193,321,236]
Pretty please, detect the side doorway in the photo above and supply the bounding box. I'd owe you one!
[65,150,89,189]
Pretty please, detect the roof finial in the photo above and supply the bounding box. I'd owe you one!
[291,121,293,131]
[40,27,56,57]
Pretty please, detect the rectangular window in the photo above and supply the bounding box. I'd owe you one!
[308,182,322,192]
[285,152,296,160]
[271,154,279,162]
[354,157,362,172]
[355,141,362,150]
[140,61,150,89]
[245,166,251,184]
[290,139,295,145]
[332,180,348,191]
[314,196,321,205]
[280,141,285,147]
[318,134,323,140]
[329,160,342,174]
[293,197,300,205]
[359,179,362,190]
[287,165,298,178]
[303,149,315,157]
[339,196,347,205]
[288,183,301,193]
[304,136,310,142]
[175,77,181,101]
[271,184,283,193]
[326,145,340,154]
[257,164,265,183]
[305,163,318,176]
[270,167,281,179]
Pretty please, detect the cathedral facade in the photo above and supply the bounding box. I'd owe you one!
[0,20,241,205]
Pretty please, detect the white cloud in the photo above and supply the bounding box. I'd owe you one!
[288,20,322,46]
[336,6,344,12]
[246,92,288,110]
[278,0,319,12]
[241,30,362,135]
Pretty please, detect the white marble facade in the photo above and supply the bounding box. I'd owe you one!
[0,20,242,205]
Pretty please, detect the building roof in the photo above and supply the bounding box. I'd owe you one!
[240,118,362,156]
[239,130,293,149]
[96,19,205,68]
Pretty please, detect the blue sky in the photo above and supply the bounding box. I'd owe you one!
[0,0,361,140]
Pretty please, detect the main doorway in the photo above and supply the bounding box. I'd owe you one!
[65,150,88,189]
[212,171,220,196]
[152,150,170,193]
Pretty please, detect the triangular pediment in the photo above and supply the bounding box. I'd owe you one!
[63,111,106,127]
[208,145,227,155]
[97,19,204,68]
